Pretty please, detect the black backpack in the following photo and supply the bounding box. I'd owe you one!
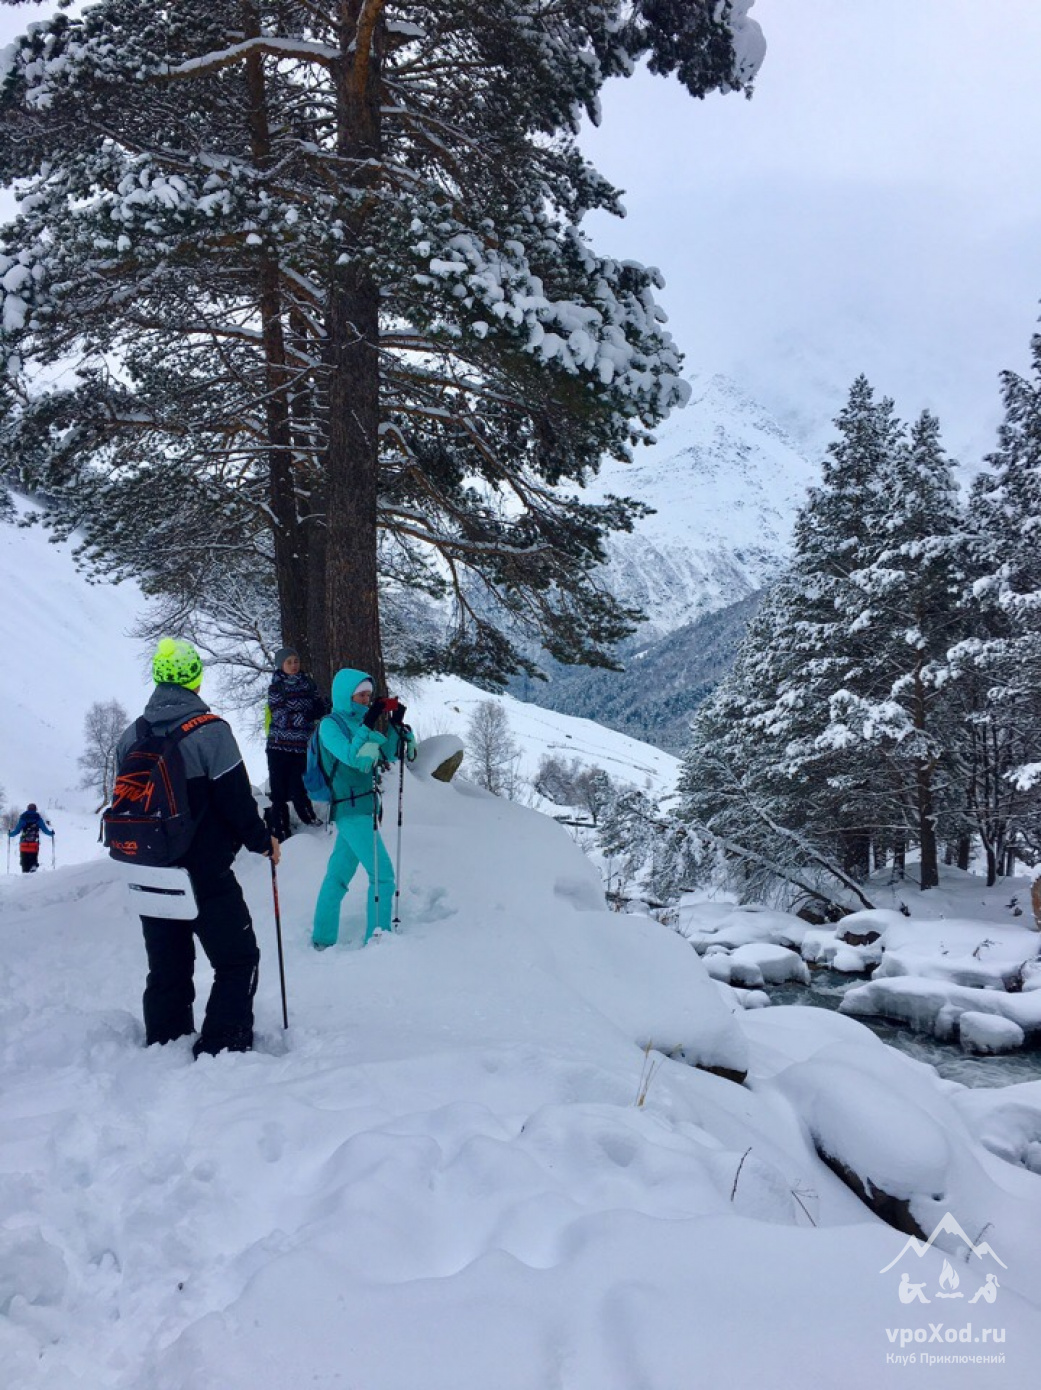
[102,713,220,865]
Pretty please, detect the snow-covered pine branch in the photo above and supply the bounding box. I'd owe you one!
[0,0,763,687]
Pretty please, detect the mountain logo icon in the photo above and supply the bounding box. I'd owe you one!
[880,1213,1008,1274]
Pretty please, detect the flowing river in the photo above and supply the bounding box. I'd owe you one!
[765,968,1041,1088]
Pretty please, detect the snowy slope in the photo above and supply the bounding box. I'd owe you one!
[401,672,678,798]
[0,500,273,865]
[0,502,679,867]
[0,502,159,860]
[588,373,817,639]
[1,754,1040,1388]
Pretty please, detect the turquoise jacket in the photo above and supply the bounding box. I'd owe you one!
[319,667,408,819]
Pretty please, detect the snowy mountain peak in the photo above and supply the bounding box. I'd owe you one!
[589,373,818,638]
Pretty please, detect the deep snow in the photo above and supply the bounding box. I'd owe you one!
[3,497,1041,1387]
[2,762,1041,1387]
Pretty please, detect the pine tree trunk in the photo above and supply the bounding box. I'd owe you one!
[325,273,383,683]
[917,766,939,890]
[242,3,310,663]
[984,842,998,888]
[307,510,330,689]
[261,253,311,662]
[912,659,939,889]
[288,305,329,687]
[957,835,971,871]
[840,829,871,882]
[894,837,906,876]
[323,2,385,687]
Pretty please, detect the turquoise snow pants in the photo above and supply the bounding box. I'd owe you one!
[312,813,395,947]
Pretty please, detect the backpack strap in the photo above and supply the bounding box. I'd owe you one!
[131,712,221,747]
[318,712,365,811]
[171,712,222,741]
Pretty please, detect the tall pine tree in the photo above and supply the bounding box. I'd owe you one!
[819,411,967,888]
[683,380,972,904]
[0,1,765,686]
[961,322,1041,879]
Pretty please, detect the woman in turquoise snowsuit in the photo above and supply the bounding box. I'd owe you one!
[312,668,416,948]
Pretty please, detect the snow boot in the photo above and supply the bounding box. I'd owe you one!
[193,1027,253,1060]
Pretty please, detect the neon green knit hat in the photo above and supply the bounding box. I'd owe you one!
[152,637,203,691]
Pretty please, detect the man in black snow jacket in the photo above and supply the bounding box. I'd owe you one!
[116,638,280,1058]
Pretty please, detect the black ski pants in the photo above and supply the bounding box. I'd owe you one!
[20,848,39,873]
[141,870,260,1053]
[266,746,317,840]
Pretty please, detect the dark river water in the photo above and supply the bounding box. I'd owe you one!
[764,968,1041,1089]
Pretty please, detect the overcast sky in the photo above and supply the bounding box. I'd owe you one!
[3,0,1039,462]
[581,0,1041,461]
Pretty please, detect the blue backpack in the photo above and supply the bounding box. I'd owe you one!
[303,713,353,803]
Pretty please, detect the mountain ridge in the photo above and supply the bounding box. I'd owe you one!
[587,372,816,641]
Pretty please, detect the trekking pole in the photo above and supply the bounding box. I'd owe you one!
[5,837,9,874]
[269,859,289,1029]
[51,837,56,870]
[392,729,407,932]
[371,766,381,938]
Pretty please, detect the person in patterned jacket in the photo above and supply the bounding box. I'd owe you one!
[8,803,55,872]
[264,646,329,840]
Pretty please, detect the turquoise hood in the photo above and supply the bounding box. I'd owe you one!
[330,667,374,721]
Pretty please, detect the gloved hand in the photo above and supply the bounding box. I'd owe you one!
[399,725,418,762]
[362,696,389,729]
[389,701,407,727]
[356,736,384,771]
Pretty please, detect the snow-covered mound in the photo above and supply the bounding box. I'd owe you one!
[588,374,817,638]
[1,762,1040,1387]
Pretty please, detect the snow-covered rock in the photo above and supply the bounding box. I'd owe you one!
[1023,959,1041,992]
[728,942,810,986]
[777,1057,952,1233]
[952,1082,1041,1175]
[958,1012,1026,1055]
[678,901,807,953]
[840,975,1041,1044]
[832,942,882,974]
[836,908,907,943]
[409,731,465,781]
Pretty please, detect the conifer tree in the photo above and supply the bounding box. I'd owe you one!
[681,586,878,911]
[681,379,972,904]
[820,411,967,888]
[960,323,1041,878]
[0,0,765,686]
[749,377,904,880]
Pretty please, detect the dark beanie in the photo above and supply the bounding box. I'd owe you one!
[274,646,299,670]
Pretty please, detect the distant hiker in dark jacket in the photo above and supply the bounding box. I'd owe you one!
[264,646,328,841]
[8,803,54,873]
[116,638,280,1059]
